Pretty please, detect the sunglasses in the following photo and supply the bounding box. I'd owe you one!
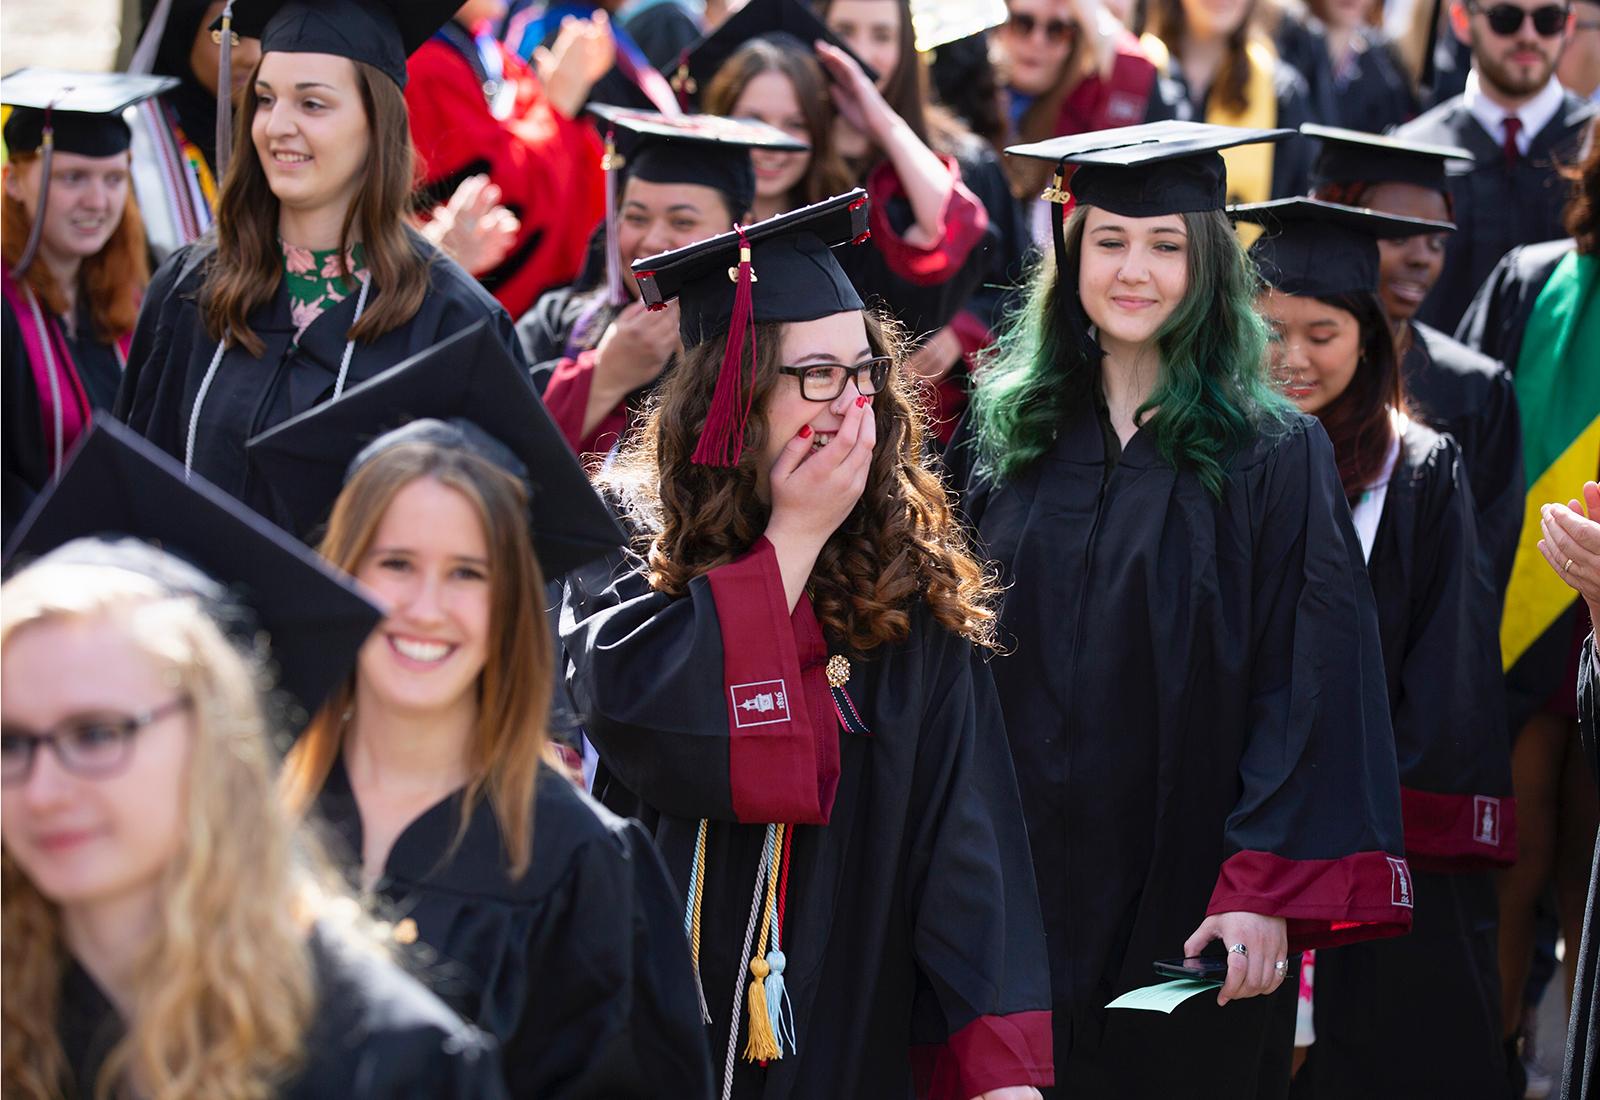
[1007,11,1076,42]
[1471,2,1569,35]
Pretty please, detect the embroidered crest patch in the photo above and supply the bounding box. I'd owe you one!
[730,679,791,728]
[1387,856,1413,909]
[1473,796,1502,846]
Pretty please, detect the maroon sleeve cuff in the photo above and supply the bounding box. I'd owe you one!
[705,538,840,824]
[540,351,598,455]
[1207,849,1414,952]
[910,1011,1054,1100]
[1401,787,1517,872]
[865,155,990,286]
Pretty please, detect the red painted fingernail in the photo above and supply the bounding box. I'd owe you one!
[856,395,869,408]
[798,424,813,439]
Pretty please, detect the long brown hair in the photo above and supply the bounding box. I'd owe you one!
[604,311,997,653]
[1306,290,1405,501]
[1141,0,1257,114]
[281,443,551,878]
[1564,120,1600,256]
[203,57,430,358]
[702,38,855,208]
[1005,29,1093,199]
[1,152,149,341]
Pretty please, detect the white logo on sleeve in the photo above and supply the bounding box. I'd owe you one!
[1473,796,1502,846]
[730,679,791,727]
[1387,857,1413,909]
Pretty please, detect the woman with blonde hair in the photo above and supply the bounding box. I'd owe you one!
[1,423,503,1099]
[116,0,528,517]
[1,72,169,540]
[246,324,713,1099]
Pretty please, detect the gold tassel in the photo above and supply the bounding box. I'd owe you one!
[743,956,781,1061]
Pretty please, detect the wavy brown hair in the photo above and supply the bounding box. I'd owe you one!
[603,310,997,653]
[281,442,552,878]
[1299,290,1405,501]
[702,37,855,210]
[203,57,430,358]
[2,152,149,341]
[1564,119,1600,256]
[2,561,319,1100]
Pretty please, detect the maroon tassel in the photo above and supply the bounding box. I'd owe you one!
[691,230,757,467]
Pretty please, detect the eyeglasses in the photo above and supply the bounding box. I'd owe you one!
[1006,11,1075,42]
[1470,2,1569,35]
[777,356,894,402]
[1,697,191,787]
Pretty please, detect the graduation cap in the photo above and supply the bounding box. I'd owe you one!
[1303,123,1474,195]
[244,320,627,579]
[631,188,871,466]
[207,0,459,178]
[587,104,810,305]
[672,0,877,105]
[3,420,383,730]
[910,0,1008,53]
[1,69,178,277]
[1230,197,1455,299]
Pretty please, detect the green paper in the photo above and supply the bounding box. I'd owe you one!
[1105,979,1221,1013]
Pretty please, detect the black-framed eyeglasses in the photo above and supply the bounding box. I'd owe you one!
[1,697,191,787]
[777,356,894,402]
[1007,10,1075,42]
[1470,2,1569,35]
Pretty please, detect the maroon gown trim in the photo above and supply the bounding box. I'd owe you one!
[910,1009,1055,1099]
[1207,848,1415,951]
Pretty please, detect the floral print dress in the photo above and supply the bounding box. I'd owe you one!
[282,240,370,343]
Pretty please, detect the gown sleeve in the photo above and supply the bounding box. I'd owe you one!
[508,803,714,1099]
[2,299,44,538]
[561,537,841,824]
[1453,245,1524,361]
[906,641,1055,1100]
[113,243,193,441]
[1205,421,1413,951]
[1471,368,1525,596]
[1392,434,1517,871]
[1582,635,1600,794]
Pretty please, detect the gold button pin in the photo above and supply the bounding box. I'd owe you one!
[393,918,419,945]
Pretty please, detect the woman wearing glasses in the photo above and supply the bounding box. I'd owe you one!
[564,198,1053,1099]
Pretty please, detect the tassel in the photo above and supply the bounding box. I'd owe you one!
[214,1,236,183]
[765,949,796,1056]
[743,956,781,1062]
[690,230,757,467]
[12,119,54,278]
[602,129,628,308]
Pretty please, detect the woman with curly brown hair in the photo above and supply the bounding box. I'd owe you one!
[562,195,1053,1100]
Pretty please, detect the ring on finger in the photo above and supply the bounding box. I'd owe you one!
[1274,959,1288,973]
[1229,943,1248,957]
[1566,557,1576,574]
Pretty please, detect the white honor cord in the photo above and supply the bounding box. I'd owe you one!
[185,273,371,478]
[24,288,66,480]
[331,273,371,401]
[721,829,775,1100]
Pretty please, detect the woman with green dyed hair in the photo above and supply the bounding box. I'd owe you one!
[945,123,1412,1098]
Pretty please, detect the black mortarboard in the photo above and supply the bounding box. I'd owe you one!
[631,189,871,466]
[587,104,809,303]
[244,320,626,579]
[673,0,877,105]
[224,0,458,87]
[1230,197,1455,299]
[1303,123,1474,195]
[3,420,383,729]
[910,0,1008,51]
[1,69,178,277]
[1006,121,1294,218]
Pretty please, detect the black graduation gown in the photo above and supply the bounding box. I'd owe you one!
[949,408,1411,1097]
[1452,237,1582,730]
[2,294,124,539]
[1395,93,1597,333]
[114,232,528,520]
[313,759,714,1100]
[1402,320,1524,595]
[56,923,508,1098]
[1564,636,1600,1100]
[561,541,1055,1099]
[1296,421,1512,1099]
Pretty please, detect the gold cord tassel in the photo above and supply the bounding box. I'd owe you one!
[743,957,781,1061]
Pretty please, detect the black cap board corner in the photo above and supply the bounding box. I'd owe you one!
[0,68,178,155]
[1302,122,1475,193]
[1230,196,1455,298]
[2,419,383,728]
[244,319,626,579]
[676,0,878,105]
